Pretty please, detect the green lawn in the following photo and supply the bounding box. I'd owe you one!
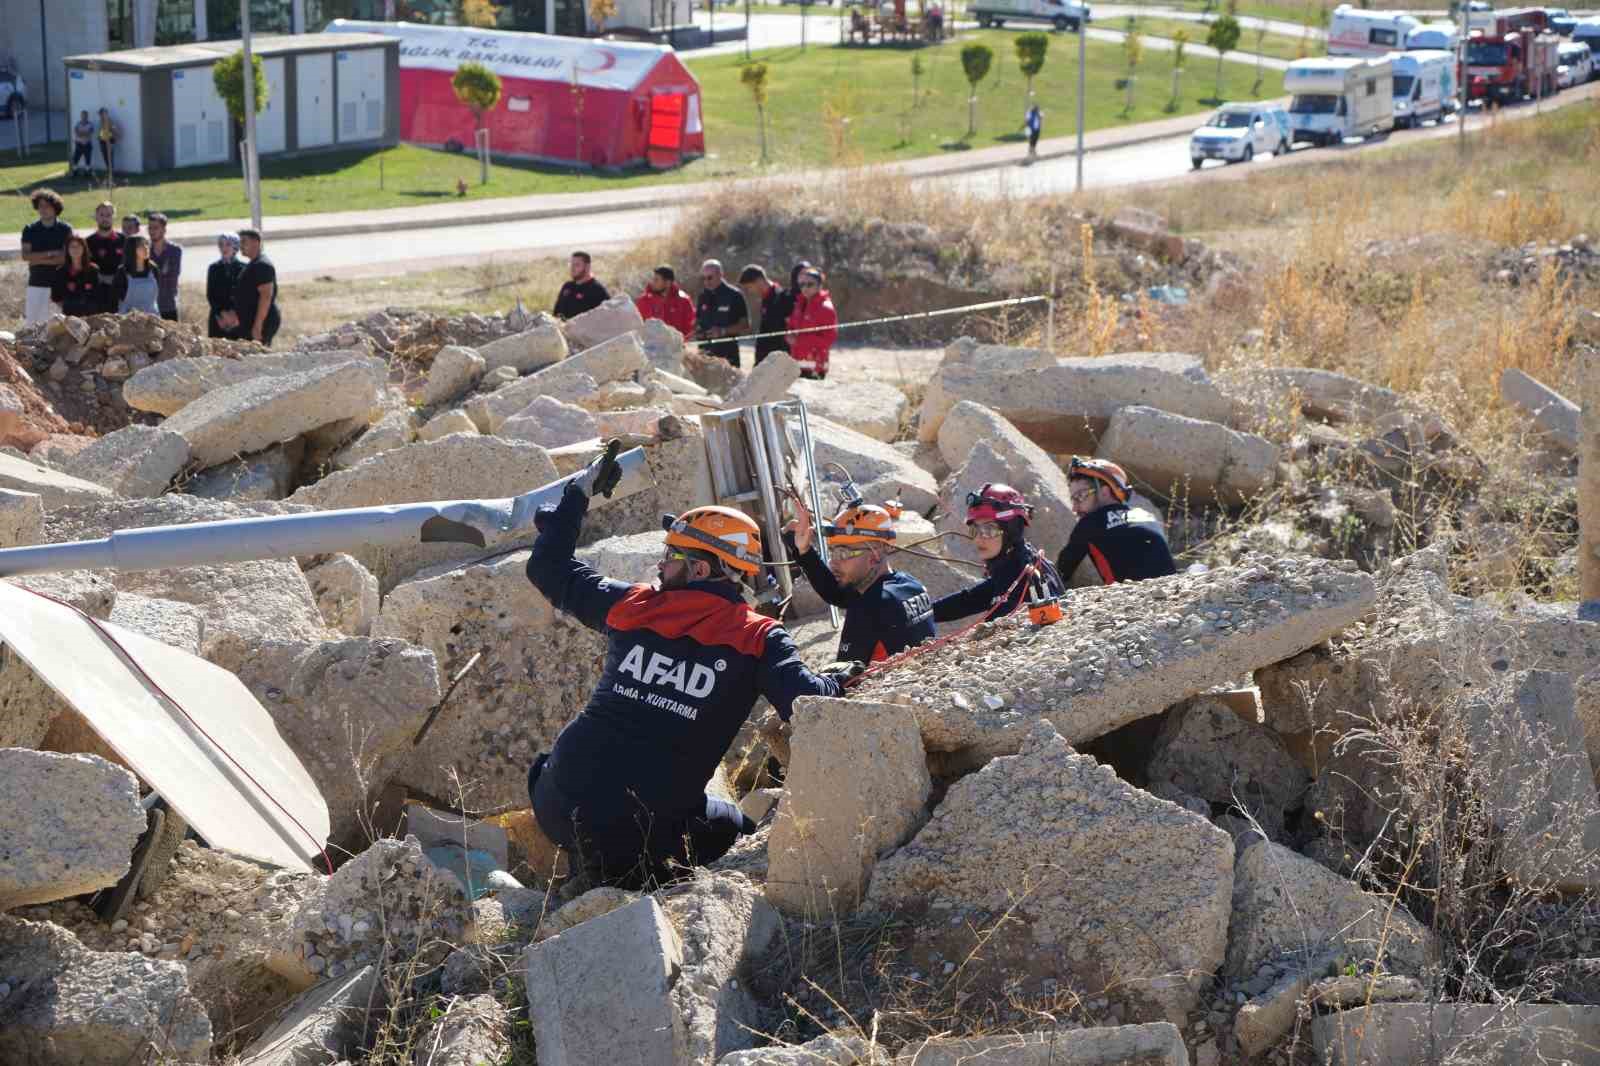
[1119,14,1318,62]
[0,30,1272,231]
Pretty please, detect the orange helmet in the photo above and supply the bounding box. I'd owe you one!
[823,504,898,548]
[1067,456,1132,502]
[662,506,764,576]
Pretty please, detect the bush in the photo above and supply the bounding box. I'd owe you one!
[212,51,269,127]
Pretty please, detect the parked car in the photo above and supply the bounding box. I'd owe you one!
[0,68,26,120]
[1189,102,1291,168]
[972,0,1090,32]
[1557,39,1594,82]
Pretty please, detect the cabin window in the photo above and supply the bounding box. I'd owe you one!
[1370,28,1399,45]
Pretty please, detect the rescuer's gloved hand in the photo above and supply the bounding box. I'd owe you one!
[819,660,867,685]
[572,439,623,499]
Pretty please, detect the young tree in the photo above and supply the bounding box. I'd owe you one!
[1253,23,1267,93]
[1123,24,1143,114]
[960,41,993,137]
[1206,14,1241,100]
[911,53,926,109]
[1170,28,1189,110]
[1015,31,1050,102]
[741,62,771,164]
[212,50,269,133]
[452,62,502,183]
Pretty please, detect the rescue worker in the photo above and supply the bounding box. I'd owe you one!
[525,444,856,889]
[1056,457,1177,585]
[781,492,936,664]
[931,483,1063,623]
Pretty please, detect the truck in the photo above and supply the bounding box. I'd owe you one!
[1388,49,1455,125]
[1405,20,1460,52]
[1328,5,1422,57]
[1465,20,1561,101]
[1285,56,1395,146]
[1189,102,1292,168]
[971,0,1090,31]
[1469,6,1549,34]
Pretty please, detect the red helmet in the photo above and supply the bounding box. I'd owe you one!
[965,483,1032,526]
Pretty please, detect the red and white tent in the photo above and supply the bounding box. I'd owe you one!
[328,20,704,170]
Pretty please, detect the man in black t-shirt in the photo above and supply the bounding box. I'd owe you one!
[737,264,795,366]
[227,228,280,346]
[20,189,70,326]
[1057,457,1177,586]
[694,259,748,366]
[552,250,609,319]
[84,201,126,313]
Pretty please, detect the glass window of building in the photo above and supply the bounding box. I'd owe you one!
[157,0,198,44]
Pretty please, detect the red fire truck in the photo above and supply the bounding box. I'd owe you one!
[1465,7,1562,102]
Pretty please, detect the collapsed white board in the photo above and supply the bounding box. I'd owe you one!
[0,582,329,872]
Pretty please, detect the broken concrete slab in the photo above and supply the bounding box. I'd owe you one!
[524,895,687,1066]
[498,394,599,449]
[288,435,559,592]
[305,554,380,637]
[413,993,513,1066]
[724,1034,882,1066]
[164,358,386,468]
[917,339,1055,446]
[60,424,191,499]
[373,551,606,810]
[723,351,801,410]
[331,407,417,471]
[1500,368,1579,454]
[1226,839,1434,981]
[853,555,1377,761]
[596,405,673,440]
[917,350,1233,452]
[1313,1003,1600,1066]
[660,872,784,1063]
[866,722,1234,1024]
[562,295,646,352]
[766,697,930,919]
[810,415,940,515]
[239,964,380,1066]
[186,441,304,502]
[422,345,488,407]
[0,488,42,547]
[0,915,214,1065]
[576,529,668,584]
[468,369,600,434]
[0,749,145,910]
[0,450,115,507]
[1220,366,1405,428]
[416,408,479,443]
[895,1023,1189,1066]
[236,637,441,850]
[475,317,567,375]
[1098,405,1278,505]
[122,348,376,416]
[790,377,907,443]
[639,318,687,376]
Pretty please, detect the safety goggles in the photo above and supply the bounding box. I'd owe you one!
[969,522,1004,540]
[659,549,696,566]
[829,545,873,561]
[1069,487,1098,505]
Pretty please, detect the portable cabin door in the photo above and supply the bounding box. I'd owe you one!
[297,52,335,148]
[69,69,145,173]
[172,66,231,168]
[336,48,386,142]
[256,58,288,155]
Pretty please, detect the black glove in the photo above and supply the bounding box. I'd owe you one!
[818,660,867,685]
[571,438,623,499]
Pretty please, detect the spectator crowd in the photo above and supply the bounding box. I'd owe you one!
[18,188,281,345]
[550,250,840,379]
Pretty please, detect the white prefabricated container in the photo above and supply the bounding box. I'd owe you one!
[296,51,336,148]
[335,46,387,142]
[257,56,288,155]
[170,64,230,167]
[66,67,145,173]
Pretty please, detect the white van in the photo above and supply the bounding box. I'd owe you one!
[1285,56,1396,145]
[971,0,1090,31]
[1558,40,1594,84]
[1389,49,1454,125]
[1189,102,1292,168]
[1328,5,1422,57]
[1573,17,1600,58]
[1405,21,1459,52]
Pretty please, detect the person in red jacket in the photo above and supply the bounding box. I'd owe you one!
[635,265,696,339]
[787,269,838,380]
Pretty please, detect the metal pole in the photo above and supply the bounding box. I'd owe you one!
[38,0,52,143]
[1457,0,1468,152]
[241,0,263,231]
[745,0,751,60]
[1075,16,1085,192]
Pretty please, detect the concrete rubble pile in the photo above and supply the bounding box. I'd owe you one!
[3,320,1600,1066]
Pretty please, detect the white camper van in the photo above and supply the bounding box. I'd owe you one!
[1285,56,1396,146]
[1388,49,1454,125]
[1328,5,1422,57]
[1406,21,1460,52]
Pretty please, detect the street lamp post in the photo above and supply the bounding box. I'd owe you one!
[241,0,263,231]
[1075,16,1085,192]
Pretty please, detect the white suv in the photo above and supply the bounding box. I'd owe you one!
[1189,103,1291,169]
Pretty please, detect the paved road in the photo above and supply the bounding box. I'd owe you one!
[263,81,1598,279]
[1096,4,1323,40]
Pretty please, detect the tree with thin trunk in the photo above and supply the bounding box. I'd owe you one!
[1253,23,1267,93]
[1206,14,1241,101]
[912,53,925,109]
[1015,32,1049,102]
[453,61,501,183]
[961,42,993,138]
[1169,28,1189,111]
[1123,22,1143,115]
[741,62,771,164]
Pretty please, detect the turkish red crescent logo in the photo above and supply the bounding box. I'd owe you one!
[577,49,618,72]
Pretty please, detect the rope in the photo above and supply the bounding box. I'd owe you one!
[713,294,1052,346]
[15,584,335,875]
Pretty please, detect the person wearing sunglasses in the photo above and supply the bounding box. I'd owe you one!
[782,493,936,665]
[524,444,852,890]
[693,258,749,366]
[786,268,838,380]
[930,483,1064,624]
[1056,457,1176,586]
